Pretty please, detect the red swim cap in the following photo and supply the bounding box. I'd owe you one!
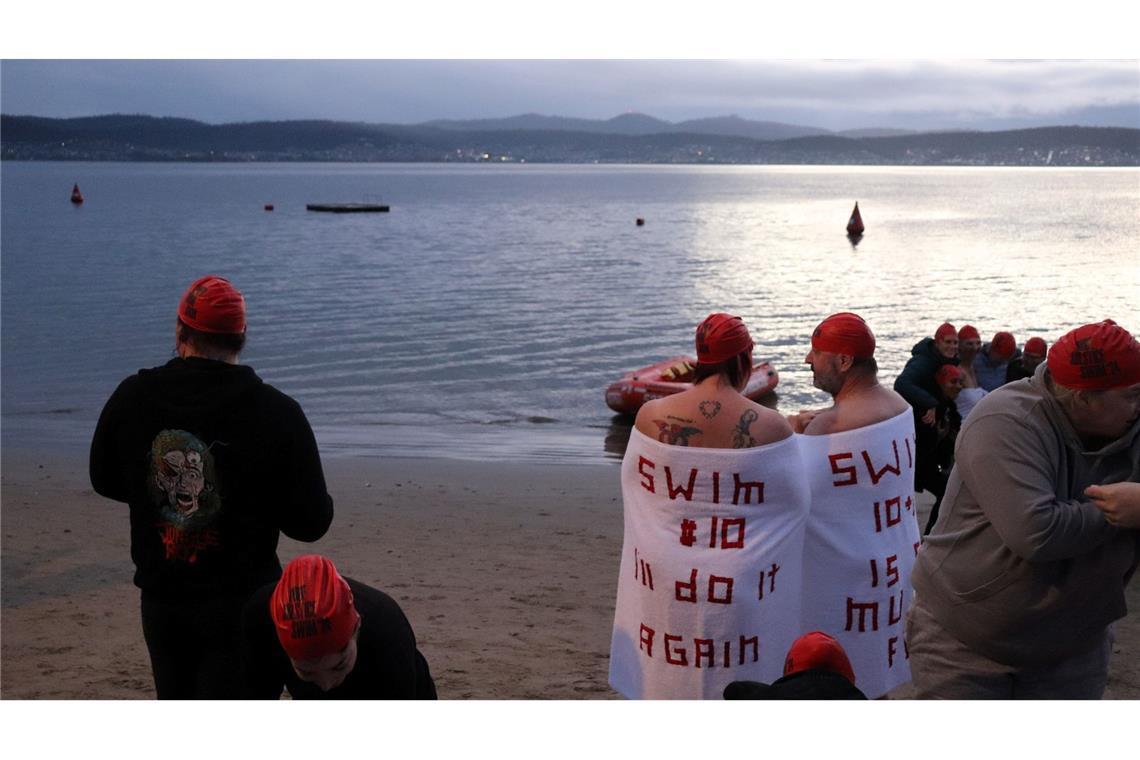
[811,312,875,359]
[1024,337,1047,357]
[1048,321,1140,391]
[783,631,856,685]
[695,313,753,365]
[935,364,963,385]
[178,275,246,334]
[934,322,957,341]
[271,555,361,662]
[991,331,1016,360]
[958,324,980,341]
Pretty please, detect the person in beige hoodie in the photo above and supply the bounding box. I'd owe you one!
[907,320,1140,699]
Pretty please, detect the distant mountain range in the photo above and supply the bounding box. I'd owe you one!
[2,113,1137,166]
[420,112,915,140]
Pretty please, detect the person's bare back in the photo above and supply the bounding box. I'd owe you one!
[635,379,792,448]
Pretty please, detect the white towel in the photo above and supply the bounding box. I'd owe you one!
[798,409,920,698]
[609,429,810,699]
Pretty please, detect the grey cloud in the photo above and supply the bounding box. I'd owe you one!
[2,59,1137,130]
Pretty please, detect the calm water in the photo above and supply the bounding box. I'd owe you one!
[3,162,1138,463]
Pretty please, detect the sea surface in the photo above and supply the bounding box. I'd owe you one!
[3,162,1138,464]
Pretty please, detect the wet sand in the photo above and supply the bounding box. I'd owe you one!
[2,444,1138,699]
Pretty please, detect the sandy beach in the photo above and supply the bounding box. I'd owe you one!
[2,443,1138,700]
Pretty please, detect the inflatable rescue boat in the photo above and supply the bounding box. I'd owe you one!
[604,355,779,416]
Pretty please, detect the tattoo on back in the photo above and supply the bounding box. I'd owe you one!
[698,400,722,420]
[731,409,760,448]
[653,419,702,446]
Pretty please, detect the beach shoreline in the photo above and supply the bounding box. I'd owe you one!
[2,443,1138,699]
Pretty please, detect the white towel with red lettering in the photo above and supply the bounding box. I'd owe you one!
[797,409,919,699]
[609,429,810,699]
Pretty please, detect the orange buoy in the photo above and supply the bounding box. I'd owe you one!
[846,201,864,235]
[635,217,645,226]
[264,204,275,211]
[70,183,84,205]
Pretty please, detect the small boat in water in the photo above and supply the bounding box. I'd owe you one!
[306,203,389,213]
[846,201,864,235]
[70,183,84,205]
[605,355,779,416]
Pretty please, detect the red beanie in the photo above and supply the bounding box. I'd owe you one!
[1024,337,1047,357]
[695,313,753,365]
[991,331,1016,360]
[271,555,361,662]
[958,324,980,341]
[178,275,246,334]
[934,322,957,341]
[1048,321,1140,390]
[935,364,963,385]
[811,312,875,359]
[783,631,856,685]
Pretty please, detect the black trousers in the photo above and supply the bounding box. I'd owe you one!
[140,591,248,699]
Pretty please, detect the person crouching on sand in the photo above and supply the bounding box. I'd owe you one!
[635,313,792,449]
[240,554,437,699]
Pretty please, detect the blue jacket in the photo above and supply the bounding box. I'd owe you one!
[973,342,1021,391]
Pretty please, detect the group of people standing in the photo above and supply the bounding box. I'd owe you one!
[89,273,1139,700]
[894,322,1051,532]
[622,309,1140,700]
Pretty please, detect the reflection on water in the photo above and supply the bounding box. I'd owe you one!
[603,417,634,461]
[3,162,1138,465]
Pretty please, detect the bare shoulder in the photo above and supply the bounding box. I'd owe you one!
[635,397,706,446]
[633,398,665,438]
[731,401,793,447]
[880,386,911,416]
[807,387,909,435]
[752,403,794,442]
[802,407,840,436]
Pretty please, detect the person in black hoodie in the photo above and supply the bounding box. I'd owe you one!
[90,274,334,699]
[893,321,960,429]
[240,554,437,699]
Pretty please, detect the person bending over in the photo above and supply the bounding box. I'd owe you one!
[242,554,437,699]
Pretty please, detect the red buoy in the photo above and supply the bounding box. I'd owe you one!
[846,201,864,235]
[264,204,275,211]
[70,183,84,205]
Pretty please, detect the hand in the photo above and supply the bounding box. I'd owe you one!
[786,410,819,434]
[1085,482,1140,529]
[921,409,936,426]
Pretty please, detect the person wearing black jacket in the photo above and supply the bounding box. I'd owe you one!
[893,322,960,428]
[90,274,333,699]
[241,554,437,699]
[1005,336,1048,383]
[914,364,964,534]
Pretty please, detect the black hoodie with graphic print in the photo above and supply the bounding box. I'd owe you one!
[90,357,333,598]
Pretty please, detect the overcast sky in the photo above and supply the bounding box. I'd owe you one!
[2,4,1138,132]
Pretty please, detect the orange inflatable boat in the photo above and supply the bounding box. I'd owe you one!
[604,355,779,416]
